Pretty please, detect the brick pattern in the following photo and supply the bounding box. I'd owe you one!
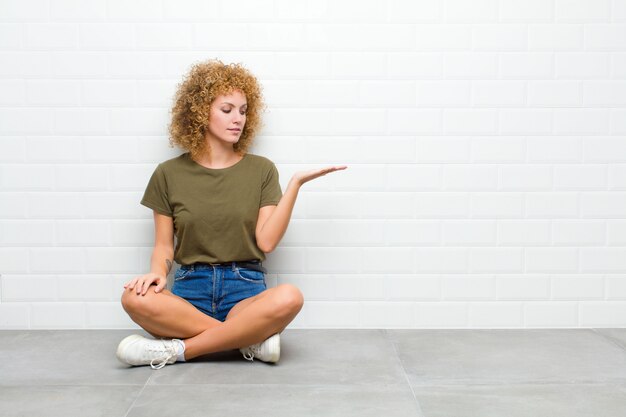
[1,0,626,328]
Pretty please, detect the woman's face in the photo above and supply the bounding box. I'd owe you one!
[206,89,247,148]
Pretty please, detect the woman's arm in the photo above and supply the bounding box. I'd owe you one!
[150,212,175,291]
[256,165,348,253]
[125,211,174,295]
[256,178,300,253]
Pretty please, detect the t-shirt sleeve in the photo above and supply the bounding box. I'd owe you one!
[260,162,282,207]
[140,164,173,217]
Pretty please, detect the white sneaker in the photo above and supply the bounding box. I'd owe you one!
[116,334,181,370]
[239,333,280,363]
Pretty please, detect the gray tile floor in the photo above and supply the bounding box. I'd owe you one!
[1,328,626,416]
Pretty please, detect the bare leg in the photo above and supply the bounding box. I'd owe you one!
[182,284,304,360]
[121,286,221,339]
[120,283,304,361]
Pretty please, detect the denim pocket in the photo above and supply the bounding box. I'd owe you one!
[234,267,265,283]
[174,267,192,281]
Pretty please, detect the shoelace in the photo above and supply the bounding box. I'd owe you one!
[148,339,178,370]
[242,343,261,361]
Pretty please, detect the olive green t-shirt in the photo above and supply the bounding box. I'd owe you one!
[140,152,282,265]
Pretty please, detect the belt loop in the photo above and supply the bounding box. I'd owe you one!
[231,261,236,271]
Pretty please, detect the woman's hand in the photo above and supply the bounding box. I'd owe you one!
[291,165,348,187]
[123,272,166,296]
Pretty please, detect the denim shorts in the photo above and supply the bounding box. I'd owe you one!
[171,262,267,322]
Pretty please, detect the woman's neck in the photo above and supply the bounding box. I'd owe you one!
[192,149,243,169]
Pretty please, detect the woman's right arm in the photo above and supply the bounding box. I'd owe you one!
[124,211,175,296]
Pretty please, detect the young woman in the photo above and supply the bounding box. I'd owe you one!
[115,59,346,369]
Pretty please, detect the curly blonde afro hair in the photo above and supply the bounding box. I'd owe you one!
[168,59,266,160]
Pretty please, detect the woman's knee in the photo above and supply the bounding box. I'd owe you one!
[120,286,161,317]
[273,284,304,317]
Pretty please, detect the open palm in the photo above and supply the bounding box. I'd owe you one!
[292,165,348,186]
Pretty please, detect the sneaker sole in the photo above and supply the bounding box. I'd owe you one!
[116,334,143,365]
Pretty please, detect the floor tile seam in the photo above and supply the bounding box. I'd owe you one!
[590,328,626,352]
[383,329,426,417]
[409,379,626,387]
[0,383,149,387]
[142,382,414,387]
[122,370,153,417]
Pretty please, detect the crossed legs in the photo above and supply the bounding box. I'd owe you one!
[120,283,304,361]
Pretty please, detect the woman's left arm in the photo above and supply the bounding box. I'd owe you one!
[256,165,347,253]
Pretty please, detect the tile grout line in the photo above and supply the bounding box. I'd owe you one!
[383,329,426,417]
[122,370,153,417]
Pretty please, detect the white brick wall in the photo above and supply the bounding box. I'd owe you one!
[1,0,626,329]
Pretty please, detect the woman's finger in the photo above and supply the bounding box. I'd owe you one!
[320,166,346,175]
[141,280,150,296]
[295,165,347,185]
[153,277,162,293]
